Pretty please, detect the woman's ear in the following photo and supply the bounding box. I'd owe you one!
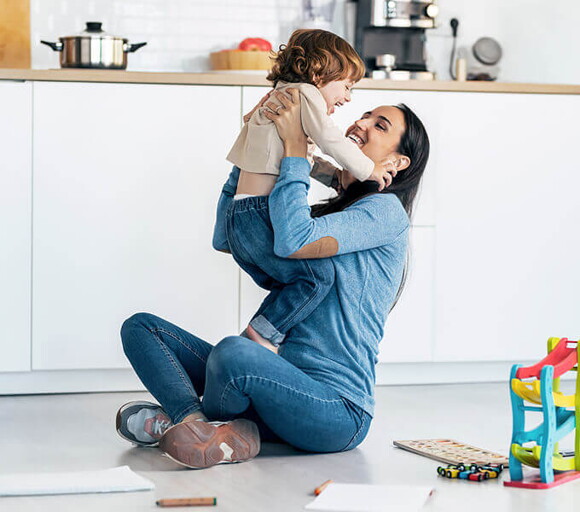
[395,155,411,172]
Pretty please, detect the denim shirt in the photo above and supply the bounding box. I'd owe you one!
[213,158,409,416]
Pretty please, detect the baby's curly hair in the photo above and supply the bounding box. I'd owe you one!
[267,29,365,87]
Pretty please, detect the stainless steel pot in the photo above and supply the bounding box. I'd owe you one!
[41,22,147,70]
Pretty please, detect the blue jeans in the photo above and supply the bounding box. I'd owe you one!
[121,312,371,452]
[226,196,334,346]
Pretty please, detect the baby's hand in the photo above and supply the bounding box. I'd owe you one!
[369,159,397,191]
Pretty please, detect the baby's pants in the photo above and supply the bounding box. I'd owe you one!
[226,196,334,346]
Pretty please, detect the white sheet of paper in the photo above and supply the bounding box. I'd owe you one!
[305,483,433,512]
[0,465,154,497]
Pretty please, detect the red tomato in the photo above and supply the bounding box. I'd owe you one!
[238,38,272,51]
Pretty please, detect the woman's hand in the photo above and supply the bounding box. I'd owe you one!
[243,324,279,354]
[263,88,308,158]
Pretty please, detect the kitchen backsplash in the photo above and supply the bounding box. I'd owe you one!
[31,0,306,72]
[31,0,580,84]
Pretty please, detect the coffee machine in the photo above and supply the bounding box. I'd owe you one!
[354,0,439,80]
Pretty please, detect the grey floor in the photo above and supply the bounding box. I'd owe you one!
[2,382,579,511]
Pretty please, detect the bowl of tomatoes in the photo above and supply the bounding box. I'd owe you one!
[210,37,273,71]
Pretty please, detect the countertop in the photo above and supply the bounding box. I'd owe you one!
[1,68,579,94]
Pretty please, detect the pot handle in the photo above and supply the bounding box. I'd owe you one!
[124,42,147,53]
[40,40,63,52]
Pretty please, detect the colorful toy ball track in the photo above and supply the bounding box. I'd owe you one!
[505,337,580,489]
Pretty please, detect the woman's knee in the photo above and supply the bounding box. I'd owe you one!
[120,312,159,353]
[206,336,261,376]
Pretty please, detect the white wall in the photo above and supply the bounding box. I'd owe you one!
[31,0,304,72]
[428,0,580,84]
[31,0,580,84]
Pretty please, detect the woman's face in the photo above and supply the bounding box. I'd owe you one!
[340,105,408,190]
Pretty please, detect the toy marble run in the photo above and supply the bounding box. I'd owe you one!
[505,337,580,489]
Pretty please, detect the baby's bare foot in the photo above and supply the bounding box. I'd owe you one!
[245,324,278,354]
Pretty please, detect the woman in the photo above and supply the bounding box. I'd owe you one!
[117,90,430,469]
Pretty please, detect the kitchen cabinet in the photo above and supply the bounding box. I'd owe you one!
[32,82,240,370]
[1,75,578,392]
[0,81,32,372]
[434,92,580,362]
[380,228,434,362]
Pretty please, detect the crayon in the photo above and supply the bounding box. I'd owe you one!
[314,480,333,496]
[156,497,217,507]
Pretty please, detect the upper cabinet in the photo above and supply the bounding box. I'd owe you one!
[32,82,241,370]
[0,81,32,372]
[434,92,580,362]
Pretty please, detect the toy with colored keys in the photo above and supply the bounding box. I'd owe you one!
[437,463,504,481]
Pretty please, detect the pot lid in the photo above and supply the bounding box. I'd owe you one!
[64,22,123,40]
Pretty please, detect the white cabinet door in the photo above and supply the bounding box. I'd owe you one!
[434,93,580,362]
[0,81,32,372]
[380,227,434,362]
[33,82,240,370]
[238,87,271,331]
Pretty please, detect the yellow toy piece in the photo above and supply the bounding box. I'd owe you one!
[510,379,575,407]
[511,443,576,471]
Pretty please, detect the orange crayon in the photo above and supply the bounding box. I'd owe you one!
[156,497,217,507]
[314,479,333,496]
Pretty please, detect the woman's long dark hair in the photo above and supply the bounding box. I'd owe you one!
[311,103,430,308]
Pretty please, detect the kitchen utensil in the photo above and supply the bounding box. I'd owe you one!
[40,22,146,69]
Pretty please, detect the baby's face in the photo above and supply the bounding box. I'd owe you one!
[317,78,354,115]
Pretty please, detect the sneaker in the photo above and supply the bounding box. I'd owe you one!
[159,419,260,468]
[116,400,172,447]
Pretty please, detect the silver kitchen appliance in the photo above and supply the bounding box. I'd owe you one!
[301,0,337,30]
[41,22,147,70]
[354,0,439,80]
